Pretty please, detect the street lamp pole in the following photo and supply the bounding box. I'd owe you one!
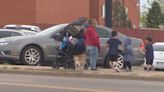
[105,0,113,28]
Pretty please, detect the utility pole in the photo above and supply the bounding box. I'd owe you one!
[105,0,113,28]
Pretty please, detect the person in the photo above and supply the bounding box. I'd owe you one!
[144,37,154,71]
[107,30,122,72]
[123,37,134,72]
[85,19,100,71]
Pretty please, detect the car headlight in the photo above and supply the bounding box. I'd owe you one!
[0,40,12,46]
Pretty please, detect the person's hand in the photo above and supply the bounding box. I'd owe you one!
[139,48,145,54]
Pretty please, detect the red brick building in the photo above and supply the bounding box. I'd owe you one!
[0,0,139,29]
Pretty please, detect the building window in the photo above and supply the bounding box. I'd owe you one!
[102,4,105,18]
[125,7,128,20]
[125,7,128,14]
[133,24,136,29]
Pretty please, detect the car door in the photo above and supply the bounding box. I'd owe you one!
[96,27,110,61]
[45,31,63,60]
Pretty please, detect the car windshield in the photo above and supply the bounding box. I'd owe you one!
[35,24,67,36]
[154,45,164,51]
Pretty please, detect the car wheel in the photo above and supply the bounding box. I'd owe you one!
[113,54,124,69]
[21,46,43,66]
[104,54,124,69]
[104,54,111,68]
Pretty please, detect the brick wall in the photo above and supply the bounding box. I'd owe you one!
[117,29,164,42]
[124,0,140,28]
[0,0,139,29]
[36,0,90,25]
[0,0,36,27]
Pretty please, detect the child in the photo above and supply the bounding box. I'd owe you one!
[144,37,154,71]
[107,30,122,72]
[123,37,134,72]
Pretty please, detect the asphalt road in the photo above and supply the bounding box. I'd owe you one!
[0,73,163,92]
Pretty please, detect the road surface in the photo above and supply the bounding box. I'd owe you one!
[0,73,163,92]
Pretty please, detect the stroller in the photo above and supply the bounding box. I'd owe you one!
[52,42,75,69]
[52,17,87,69]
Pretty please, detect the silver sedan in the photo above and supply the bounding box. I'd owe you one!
[0,24,144,66]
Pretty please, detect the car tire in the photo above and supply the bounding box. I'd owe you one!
[154,68,161,71]
[104,54,111,68]
[21,46,43,66]
[104,54,124,69]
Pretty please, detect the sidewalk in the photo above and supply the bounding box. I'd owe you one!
[0,65,164,81]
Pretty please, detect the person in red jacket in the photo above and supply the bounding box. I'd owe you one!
[85,19,100,71]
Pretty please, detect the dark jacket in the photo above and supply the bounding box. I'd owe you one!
[123,38,134,62]
[145,43,154,60]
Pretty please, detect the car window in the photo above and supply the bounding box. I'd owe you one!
[96,27,110,38]
[0,31,11,38]
[117,33,126,42]
[5,27,19,30]
[19,27,32,31]
[10,32,22,36]
[36,24,67,36]
[154,45,164,51]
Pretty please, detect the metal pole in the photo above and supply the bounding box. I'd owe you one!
[105,0,113,28]
[123,0,124,6]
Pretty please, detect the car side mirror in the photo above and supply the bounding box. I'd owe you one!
[51,33,61,38]
[51,32,64,41]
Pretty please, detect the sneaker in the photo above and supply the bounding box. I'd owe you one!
[91,68,98,71]
[148,67,152,71]
[144,67,147,71]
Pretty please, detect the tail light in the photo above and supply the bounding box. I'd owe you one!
[140,43,145,49]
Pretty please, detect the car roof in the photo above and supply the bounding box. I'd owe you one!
[54,23,113,32]
[153,42,164,45]
[4,24,39,28]
[0,28,37,34]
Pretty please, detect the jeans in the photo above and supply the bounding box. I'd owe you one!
[86,46,98,69]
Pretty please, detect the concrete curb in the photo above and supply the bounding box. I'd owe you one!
[0,68,164,82]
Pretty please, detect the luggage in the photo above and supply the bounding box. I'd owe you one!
[65,25,84,39]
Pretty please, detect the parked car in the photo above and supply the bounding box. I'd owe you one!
[4,24,41,32]
[153,42,164,69]
[0,24,144,66]
[0,29,37,38]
